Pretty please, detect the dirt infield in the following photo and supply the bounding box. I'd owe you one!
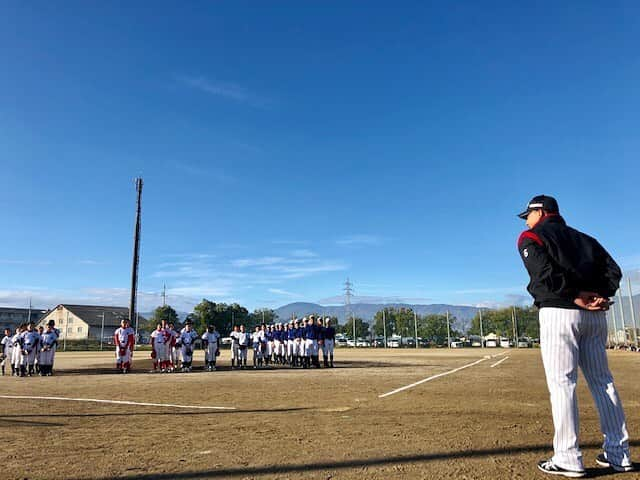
[1,349,638,479]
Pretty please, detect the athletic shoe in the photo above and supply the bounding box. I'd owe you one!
[537,460,585,478]
[596,453,635,472]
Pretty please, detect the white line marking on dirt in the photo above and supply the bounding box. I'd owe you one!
[0,395,235,410]
[378,357,488,398]
[490,356,509,368]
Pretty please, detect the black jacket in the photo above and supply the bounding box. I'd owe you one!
[517,215,621,309]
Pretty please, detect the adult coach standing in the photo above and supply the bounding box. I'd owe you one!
[517,195,634,477]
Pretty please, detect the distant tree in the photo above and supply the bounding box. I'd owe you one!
[143,305,179,331]
[191,300,250,335]
[340,317,370,338]
[418,314,459,344]
[249,308,278,327]
[468,306,539,339]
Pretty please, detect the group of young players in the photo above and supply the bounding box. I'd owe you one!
[115,314,337,374]
[229,315,336,370]
[0,320,60,377]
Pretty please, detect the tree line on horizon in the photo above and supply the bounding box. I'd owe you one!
[143,299,539,341]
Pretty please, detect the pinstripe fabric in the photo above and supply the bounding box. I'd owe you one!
[540,308,631,471]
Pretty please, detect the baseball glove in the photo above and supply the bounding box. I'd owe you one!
[151,350,157,359]
[0,354,5,362]
[215,350,220,357]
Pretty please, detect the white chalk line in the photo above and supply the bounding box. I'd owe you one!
[378,351,509,399]
[379,357,487,398]
[0,395,235,410]
[490,356,509,368]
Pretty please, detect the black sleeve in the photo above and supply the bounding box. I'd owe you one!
[519,238,579,301]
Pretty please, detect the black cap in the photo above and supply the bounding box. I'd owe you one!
[518,195,559,219]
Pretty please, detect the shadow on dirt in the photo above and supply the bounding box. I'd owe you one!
[73,440,640,480]
[50,360,444,376]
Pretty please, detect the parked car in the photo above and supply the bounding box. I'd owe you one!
[500,338,512,348]
[346,339,356,347]
[221,337,232,345]
[485,339,498,348]
[335,337,348,347]
[403,337,416,348]
[388,335,401,348]
[371,337,385,348]
[356,338,371,347]
[517,338,531,348]
[450,340,464,348]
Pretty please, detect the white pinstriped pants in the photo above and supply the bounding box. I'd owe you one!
[539,308,631,471]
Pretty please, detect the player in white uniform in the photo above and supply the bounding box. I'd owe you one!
[237,324,249,369]
[179,321,199,372]
[21,323,40,376]
[38,323,59,376]
[114,319,136,374]
[150,323,170,373]
[201,324,221,371]
[1,328,13,376]
[251,325,263,368]
[229,325,240,369]
[11,325,25,376]
[166,322,180,373]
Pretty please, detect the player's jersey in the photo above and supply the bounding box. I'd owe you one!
[251,332,261,345]
[286,328,295,340]
[12,333,23,349]
[229,331,240,345]
[304,324,317,340]
[41,331,58,349]
[1,335,12,356]
[201,331,220,345]
[151,329,169,345]
[237,332,250,347]
[179,329,198,346]
[166,328,178,346]
[114,327,135,348]
[317,327,326,341]
[22,331,40,352]
[293,327,303,339]
[324,326,336,341]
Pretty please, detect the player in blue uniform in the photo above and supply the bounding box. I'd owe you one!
[323,318,336,368]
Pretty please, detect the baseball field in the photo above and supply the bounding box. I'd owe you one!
[1,348,638,480]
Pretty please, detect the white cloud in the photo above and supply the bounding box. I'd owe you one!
[232,257,285,268]
[178,75,270,107]
[267,288,298,297]
[335,235,383,247]
[291,249,317,258]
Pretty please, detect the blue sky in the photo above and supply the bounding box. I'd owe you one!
[1,1,639,313]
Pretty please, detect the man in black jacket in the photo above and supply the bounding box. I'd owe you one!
[517,195,633,477]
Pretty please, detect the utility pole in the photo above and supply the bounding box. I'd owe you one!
[27,298,32,324]
[627,278,638,348]
[479,308,484,348]
[63,310,68,351]
[100,312,105,351]
[512,306,519,347]
[344,278,354,344]
[611,306,619,346]
[446,310,451,348]
[129,177,143,326]
[382,308,387,348]
[162,283,167,307]
[414,310,418,349]
[617,290,627,345]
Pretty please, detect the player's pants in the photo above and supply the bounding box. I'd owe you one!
[539,308,632,471]
[168,346,179,366]
[273,339,284,356]
[155,343,169,362]
[253,344,263,361]
[115,345,132,365]
[238,346,248,361]
[205,343,218,362]
[231,344,239,361]
[286,339,295,357]
[267,341,274,357]
[294,339,303,356]
[39,347,55,365]
[304,339,317,357]
[323,339,334,356]
[11,346,21,369]
[21,348,37,367]
[181,345,194,364]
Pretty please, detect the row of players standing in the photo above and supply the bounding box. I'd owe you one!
[1,320,60,376]
[229,316,336,369]
[113,318,221,374]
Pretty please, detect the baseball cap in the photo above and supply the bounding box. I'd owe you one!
[517,195,559,219]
